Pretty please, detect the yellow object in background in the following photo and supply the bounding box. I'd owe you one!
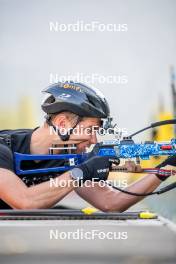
[146,111,175,168]
[152,112,174,141]
[130,111,174,183]
[0,96,37,129]
[17,96,37,128]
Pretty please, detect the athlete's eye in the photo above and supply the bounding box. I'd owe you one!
[88,127,92,133]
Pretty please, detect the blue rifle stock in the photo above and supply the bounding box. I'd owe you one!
[14,138,176,175]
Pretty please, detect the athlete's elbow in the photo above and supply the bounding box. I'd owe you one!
[102,205,126,213]
[13,192,36,209]
[96,202,119,213]
[98,199,129,213]
[13,199,34,209]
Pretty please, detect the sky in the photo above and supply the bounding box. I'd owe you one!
[0,0,176,136]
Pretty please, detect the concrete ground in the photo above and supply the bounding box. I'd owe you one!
[0,192,176,264]
[0,214,176,264]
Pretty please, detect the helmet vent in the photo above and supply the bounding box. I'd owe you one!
[46,95,55,104]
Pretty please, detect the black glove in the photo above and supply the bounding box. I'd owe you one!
[155,156,176,181]
[75,156,117,182]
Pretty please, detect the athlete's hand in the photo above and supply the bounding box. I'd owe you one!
[76,156,118,182]
[155,156,176,181]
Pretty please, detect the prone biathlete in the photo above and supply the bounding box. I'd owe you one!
[0,81,174,210]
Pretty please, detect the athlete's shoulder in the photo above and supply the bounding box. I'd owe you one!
[0,142,13,156]
[0,141,14,172]
[0,127,39,153]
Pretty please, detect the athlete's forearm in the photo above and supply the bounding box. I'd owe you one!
[25,172,74,209]
[76,174,161,212]
[0,168,74,209]
[110,174,161,211]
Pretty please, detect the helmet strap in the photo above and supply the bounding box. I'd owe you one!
[45,115,82,141]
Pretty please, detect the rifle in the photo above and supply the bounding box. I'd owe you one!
[14,119,176,196]
[171,66,176,135]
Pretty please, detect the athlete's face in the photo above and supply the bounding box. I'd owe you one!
[52,114,101,152]
[69,117,101,152]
